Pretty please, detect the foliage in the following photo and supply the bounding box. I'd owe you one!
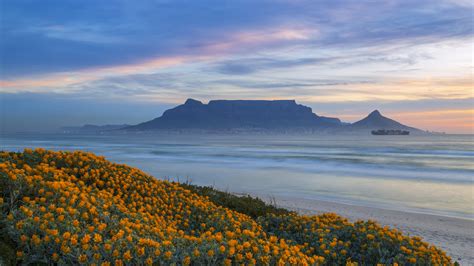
[0,149,453,265]
[181,184,292,219]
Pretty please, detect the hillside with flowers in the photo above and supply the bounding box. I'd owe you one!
[0,149,454,265]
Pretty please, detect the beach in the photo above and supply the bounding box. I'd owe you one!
[261,195,474,265]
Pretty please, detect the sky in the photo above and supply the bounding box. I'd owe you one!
[0,0,473,133]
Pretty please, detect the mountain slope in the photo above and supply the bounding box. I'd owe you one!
[351,110,421,132]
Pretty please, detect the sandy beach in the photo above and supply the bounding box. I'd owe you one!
[257,195,474,265]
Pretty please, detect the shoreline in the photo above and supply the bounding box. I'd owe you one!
[252,194,474,265]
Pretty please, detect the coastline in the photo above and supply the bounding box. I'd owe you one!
[255,194,474,265]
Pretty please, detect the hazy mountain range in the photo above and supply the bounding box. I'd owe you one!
[60,124,131,133]
[119,99,422,134]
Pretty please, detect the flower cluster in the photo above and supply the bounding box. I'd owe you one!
[258,214,452,265]
[0,149,453,265]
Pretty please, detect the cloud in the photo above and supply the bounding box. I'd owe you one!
[21,24,126,44]
[213,57,334,75]
[211,50,434,76]
[1,0,472,78]
[1,0,473,133]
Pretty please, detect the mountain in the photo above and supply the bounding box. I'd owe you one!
[123,100,424,134]
[125,99,342,131]
[60,124,130,133]
[350,110,421,132]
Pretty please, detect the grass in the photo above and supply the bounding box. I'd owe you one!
[180,183,292,219]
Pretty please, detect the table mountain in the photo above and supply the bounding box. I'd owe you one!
[125,99,342,131]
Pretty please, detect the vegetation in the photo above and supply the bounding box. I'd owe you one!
[181,184,292,219]
[0,149,454,265]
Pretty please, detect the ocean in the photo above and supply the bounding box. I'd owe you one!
[1,133,473,219]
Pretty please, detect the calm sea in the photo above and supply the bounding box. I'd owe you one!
[1,133,473,219]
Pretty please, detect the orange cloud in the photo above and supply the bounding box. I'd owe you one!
[0,55,206,91]
[301,76,474,103]
[204,27,315,53]
[391,109,473,133]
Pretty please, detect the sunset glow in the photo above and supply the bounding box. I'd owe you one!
[1,0,472,133]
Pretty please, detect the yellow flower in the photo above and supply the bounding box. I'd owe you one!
[154,249,161,256]
[123,250,132,261]
[112,250,120,257]
[183,256,191,265]
[0,149,453,266]
[81,234,91,244]
[246,252,253,259]
[98,223,107,231]
[79,254,87,263]
[63,232,71,240]
[137,247,145,256]
[93,234,102,243]
[243,241,251,249]
[207,249,215,257]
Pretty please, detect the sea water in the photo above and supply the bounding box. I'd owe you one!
[1,133,473,219]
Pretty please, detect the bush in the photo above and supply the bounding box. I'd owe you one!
[181,184,292,219]
[0,149,453,265]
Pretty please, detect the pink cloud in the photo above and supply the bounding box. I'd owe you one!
[0,27,316,92]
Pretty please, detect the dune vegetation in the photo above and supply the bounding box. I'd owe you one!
[0,149,454,265]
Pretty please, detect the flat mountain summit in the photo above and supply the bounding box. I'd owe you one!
[124,99,422,133]
[126,99,341,131]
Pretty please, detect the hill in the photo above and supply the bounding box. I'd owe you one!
[350,110,420,132]
[0,149,452,265]
[125,99,342,131]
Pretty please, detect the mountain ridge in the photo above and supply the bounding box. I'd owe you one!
[122,99,422,133]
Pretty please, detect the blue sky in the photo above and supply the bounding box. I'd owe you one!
[0,0,472,133]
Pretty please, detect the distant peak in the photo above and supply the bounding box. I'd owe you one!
[184,98,203,105]
[368,110,382,117]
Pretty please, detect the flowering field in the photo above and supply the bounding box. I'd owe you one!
[0,149,454,265]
